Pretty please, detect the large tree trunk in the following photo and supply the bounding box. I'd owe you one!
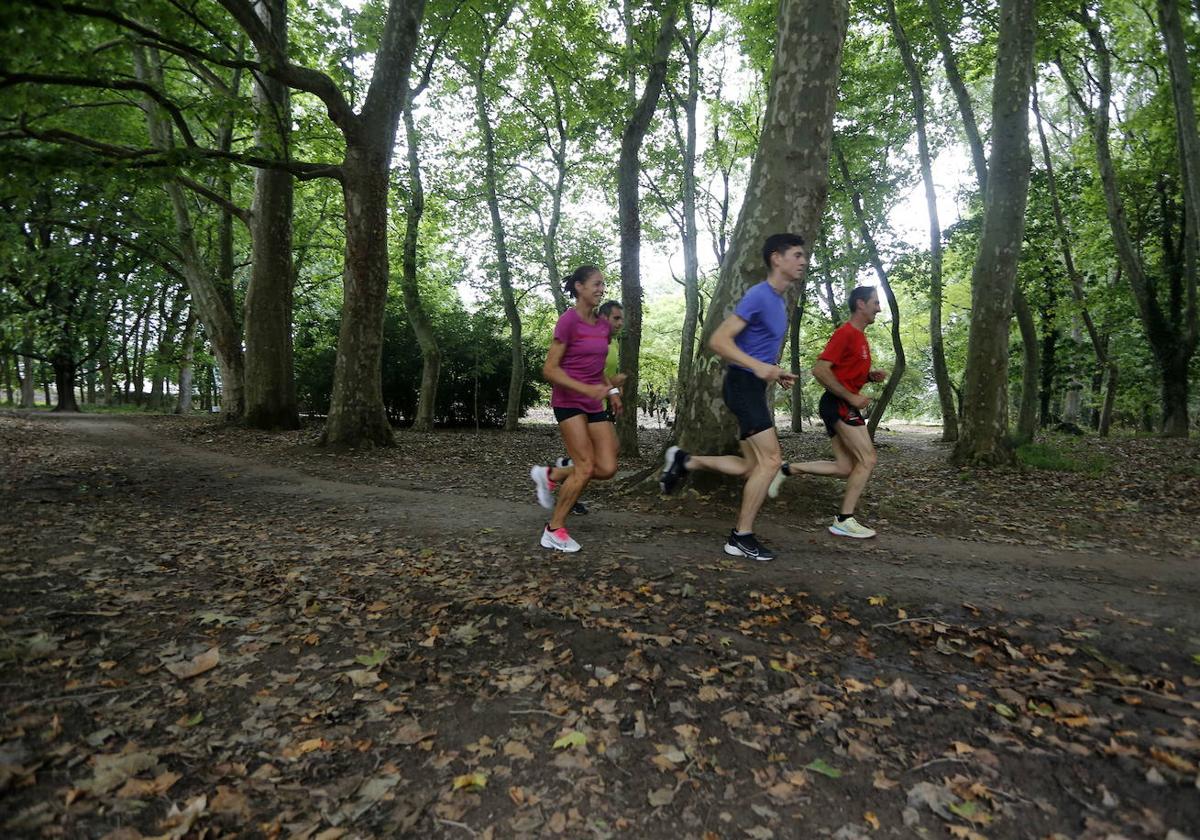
[244,0,299,431]
[887,0,955,441]
[321,0,426,447]
[789,281,808,433]
[616,5,679,457]
[400,105,441,432]
[835,147,906,440]
[951,0,1037,466]
[675,0,850,455]
[175,309,196,414]
[2,355,12,405]
[472,46,523,433]
[323,148,398,446]
[1013,288,1039,442]
[51,354,80,413]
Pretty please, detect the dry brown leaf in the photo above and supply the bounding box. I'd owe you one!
[503,740,534,761]
[165,648,219,680]
[210,785,250,818]
[115,771,180,799]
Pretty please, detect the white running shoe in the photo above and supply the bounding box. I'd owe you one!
[828,516,876,539]
[540,525,581,552]
[530,465,555,509]
[767,468,787,499]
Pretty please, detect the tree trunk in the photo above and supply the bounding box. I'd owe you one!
[617,4,680,456]
[19,332,36,408]
[951,0,1037,466]
[472,48,523,433]
[133,45,246,421]
[1157,0,1200,434]
[51,354,80,413]
[244,0,300,431]
[2,355,12,405]
[1099,359,1117,436]
[887,0,955,441]
[543,79,570,316]
[176,309,196,414]
[133,295,154,405]
[1038,272,1057,427]
[1013,287,1039,442]
[789,283,807,433]
[400,104,441,432]
[675,2,705,394]
[675,0,850,455]
[323,148,398,446]
[835,147,906,440]
[321,0,426,447]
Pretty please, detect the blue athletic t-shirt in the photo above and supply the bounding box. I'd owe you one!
[731,281,788,371]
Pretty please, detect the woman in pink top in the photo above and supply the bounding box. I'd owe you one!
[529,266,622,552]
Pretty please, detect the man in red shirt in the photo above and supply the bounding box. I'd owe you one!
[768,286,888,538]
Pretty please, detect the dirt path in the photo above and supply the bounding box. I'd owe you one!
[2,412,1198,840]
[57,413,1200,633]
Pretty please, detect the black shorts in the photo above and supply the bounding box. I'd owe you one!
[554,407,611,424]
[818,391,865,437]
[723,367,774,440]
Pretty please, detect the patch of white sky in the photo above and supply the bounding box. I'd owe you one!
[331,0,974,313]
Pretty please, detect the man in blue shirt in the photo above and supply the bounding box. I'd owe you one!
[659,233,807,561]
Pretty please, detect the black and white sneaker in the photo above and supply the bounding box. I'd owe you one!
[571,501,589,515]
[659,445,689,494]
[724,530,776,561]
[555,456,573,468]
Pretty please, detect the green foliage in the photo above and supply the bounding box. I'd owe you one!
[1016,438,1109,475]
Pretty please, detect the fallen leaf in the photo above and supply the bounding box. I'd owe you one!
[452,772,487,791]
[503,741,534,761]
[804,758,841,778]
[647,786,675,806]
[165,648,219,680]
[552,730,587,750]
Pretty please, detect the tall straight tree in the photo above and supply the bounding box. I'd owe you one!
[616,2,679,456]
[926,0,1040,440]
[243,0,298,430]
[468,4,524,432]
[674,0,850,455]
[885,0,956,442]
[951,0,1037,465]
[1059,4,1197,436]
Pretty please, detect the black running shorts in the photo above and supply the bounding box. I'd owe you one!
[723,367,774,440]
[553,407,611,424]
[818,390,866,438]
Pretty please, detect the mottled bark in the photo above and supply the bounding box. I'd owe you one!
[400,105,440,431]
[888,0,956,441]
[616,4,679,456]
[789,284,807,432]
[951,0,1037,466]
[675,0,850,455]
[1013,289,1039,442]
[321,0,427,447]
[244,0,299,430]
[175,309,196,414]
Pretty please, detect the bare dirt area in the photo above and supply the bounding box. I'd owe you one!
[1,411,1198,840]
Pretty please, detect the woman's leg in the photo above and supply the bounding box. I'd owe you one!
[549,416,595,530]
[587,419,619,480]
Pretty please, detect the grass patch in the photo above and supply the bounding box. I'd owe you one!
[1017,440,1109,475]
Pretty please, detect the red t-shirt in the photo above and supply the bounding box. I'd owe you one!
[818,322,871,394]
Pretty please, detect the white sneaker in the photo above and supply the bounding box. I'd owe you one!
[530,465,555,509]
[540,525,580,552]
[828,516,876,539]
[767,468,787,499]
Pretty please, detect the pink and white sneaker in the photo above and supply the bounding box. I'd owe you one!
[540,525,580,553]
[530,465,556,509]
